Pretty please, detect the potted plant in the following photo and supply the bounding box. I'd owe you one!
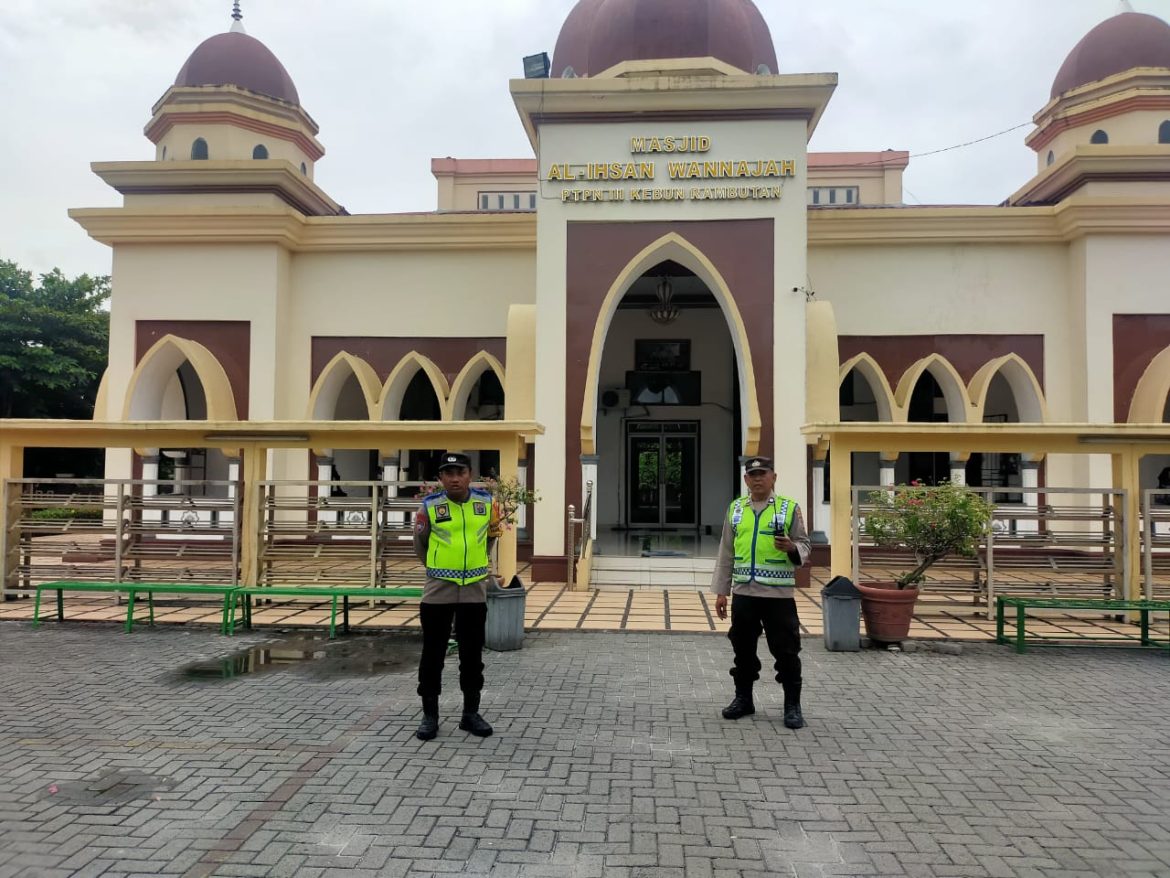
[859,480,994,642]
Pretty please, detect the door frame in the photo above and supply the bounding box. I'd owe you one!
[623,420,701,529]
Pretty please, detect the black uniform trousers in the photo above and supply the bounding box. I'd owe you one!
[417,602,487,702]
[728,593,802,703]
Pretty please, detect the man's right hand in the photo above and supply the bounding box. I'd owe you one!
[715,594,728,620]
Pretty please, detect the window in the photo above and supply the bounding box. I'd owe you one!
[476,190,537,211]
[1046,150,1054,167]
[1090,129,1109,144]
[300,162,307,175]
[190,138,209,160]
[1160,120,1170,144]
[806,186,859,206]
[252,144,268,159]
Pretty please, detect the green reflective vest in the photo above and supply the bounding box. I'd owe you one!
[424,488,493,585]
[729,494,797,586]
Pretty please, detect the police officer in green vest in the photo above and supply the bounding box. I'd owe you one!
[412,451,500,741]
[710,455,811,730]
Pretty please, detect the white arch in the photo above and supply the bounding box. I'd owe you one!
[894,355,972,423]
[579,232,761,455]
[1128,345,1170,423]
[123,335,237,422]
[448,352,505,420]
[377,352,450,420]
[839,353,895,422]
[969,354,1047,423]
[307,352,381,421]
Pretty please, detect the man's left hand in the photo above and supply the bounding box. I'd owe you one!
[774,534,796,553]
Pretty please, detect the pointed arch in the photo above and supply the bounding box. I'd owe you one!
[448,352,505,420]
[306,352,381,421]
[377,352,450,420]
[1128,345,1170,423]
[969,354,1047,423]
[123,334,237,422]
[893,355,971,423]
[839,353,895,422]
[579,231,761,455]
[92,368,110,420]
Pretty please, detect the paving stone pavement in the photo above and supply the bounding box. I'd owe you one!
[0,621,1168,878]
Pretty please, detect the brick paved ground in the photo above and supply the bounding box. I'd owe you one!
[1,622,1168,878]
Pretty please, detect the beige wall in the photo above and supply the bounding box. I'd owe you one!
[156,123,314,176]
[1039,110,1170,170]
[438,174,537,212]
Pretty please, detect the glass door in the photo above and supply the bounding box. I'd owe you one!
[626,422,699,528]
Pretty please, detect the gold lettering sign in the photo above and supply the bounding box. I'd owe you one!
[547,136,796,204]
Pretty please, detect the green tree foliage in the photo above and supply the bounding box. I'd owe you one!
[0,259,110,419]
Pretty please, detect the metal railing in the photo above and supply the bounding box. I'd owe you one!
[566,481,594,591]
[851,484,1126,617]
[1141,488,1170,601]
[2,479,241,594]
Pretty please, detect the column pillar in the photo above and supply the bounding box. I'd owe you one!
[0,443,25,597]
[1018,458,1040,536]
[517,453,529,532]
[829,439,852,579]
[381,454,402,525]
[879,454,897,489]
[497,439,520,585]
[239,444,267,587]
[810,457,829,544]
[949,454,969,487]
[222,457,240,527]
[141,454,161,523]
[580,454,598,540]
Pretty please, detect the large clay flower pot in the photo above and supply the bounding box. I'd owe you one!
[857,581,919,643]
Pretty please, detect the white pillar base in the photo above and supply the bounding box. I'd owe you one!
[1018,461,1040,535]
[811,459,829,544]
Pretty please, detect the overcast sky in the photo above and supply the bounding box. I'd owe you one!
[1,0,1166,279]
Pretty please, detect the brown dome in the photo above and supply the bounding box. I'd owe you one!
[551,0,777,78]
[176,32,300,105]
[1051,12,1170,98]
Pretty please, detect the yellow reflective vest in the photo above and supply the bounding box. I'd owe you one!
[729,494,797,586]
[424,488,493,585]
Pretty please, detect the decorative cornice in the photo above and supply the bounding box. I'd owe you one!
[69,204,537,251]
[807,206,1060,245]
[90,160,341,216]
[509,73,837,148]
[150,86,319,135]
[148,110,325,160]
[1010,147,1170,205]
[1027,92,1170,152]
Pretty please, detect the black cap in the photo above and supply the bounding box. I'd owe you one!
[437,451,472,472]
[744,456,774,473]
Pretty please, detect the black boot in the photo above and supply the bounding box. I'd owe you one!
[782,682,804,729]
[416,696,439,741]
[722,690,755,720]
[459,693,493,737]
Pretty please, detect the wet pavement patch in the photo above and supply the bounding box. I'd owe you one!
[45,769,176,804]
[178,632,424,681]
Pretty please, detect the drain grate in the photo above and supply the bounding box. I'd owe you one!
[46,769,176,804]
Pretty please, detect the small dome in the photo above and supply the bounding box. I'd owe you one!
[551,0,777,78]
[175,31,300,105]
[1051,12,1170,99]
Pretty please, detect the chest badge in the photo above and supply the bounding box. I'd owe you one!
[473,501,487,516]
[434,504,451,522]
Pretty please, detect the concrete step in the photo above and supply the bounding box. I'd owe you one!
[589,556,716,589]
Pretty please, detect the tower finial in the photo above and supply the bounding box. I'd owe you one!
[230,1,246,33]
[1118,0,1135,12]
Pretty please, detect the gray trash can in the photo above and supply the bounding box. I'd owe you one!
[485,575,527,651]
[821,575,862,652]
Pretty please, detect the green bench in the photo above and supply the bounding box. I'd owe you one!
[32,581,239,634]
[230,586,424,638]
[996,596,1170,654]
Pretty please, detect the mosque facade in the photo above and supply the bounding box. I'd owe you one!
[72,1,1170,582]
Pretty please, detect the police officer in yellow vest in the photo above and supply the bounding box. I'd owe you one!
[710,456,811,730]
[412,451,500,741]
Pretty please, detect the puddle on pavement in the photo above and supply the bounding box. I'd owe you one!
[45,769,176,804]
[179,632,424,680]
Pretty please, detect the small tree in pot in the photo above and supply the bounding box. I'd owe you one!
[860,480,995,641]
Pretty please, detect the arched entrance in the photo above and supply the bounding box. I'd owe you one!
[591,256,747,554]
[123,335,238,502]
[449,352,506,477]
[307,352,380,496]
[378,353,448,486]
[895,356,968,485]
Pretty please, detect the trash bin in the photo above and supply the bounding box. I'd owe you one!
[821,575,862,652]
[485,575,527,651]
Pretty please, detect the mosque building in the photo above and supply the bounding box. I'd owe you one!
[71,1,1170,584]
